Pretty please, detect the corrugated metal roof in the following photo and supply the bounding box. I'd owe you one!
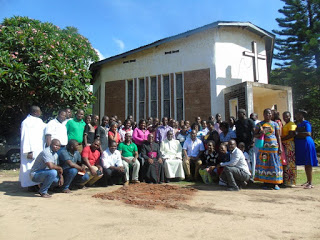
[90,21,274,73]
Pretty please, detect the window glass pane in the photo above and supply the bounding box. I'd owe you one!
[176,99,183,121]
[128,80,133,102]
[151,77,157,100]
[164,100,170,118]
[176,74,183,99]
[163,76,170,99]
[139,78,145,101]
[128,103,133,116]
[151,101,157,118]
[139,102,145,119]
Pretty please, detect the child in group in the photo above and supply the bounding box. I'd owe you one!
[199,141,219,184]
[238,142,254,182]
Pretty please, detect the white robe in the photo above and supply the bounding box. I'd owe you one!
[19,114,46,187]
[160,139,185,179]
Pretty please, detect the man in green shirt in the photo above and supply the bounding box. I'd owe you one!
[118,133,140,184]
[66,109,86,152]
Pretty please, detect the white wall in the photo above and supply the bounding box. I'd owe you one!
[94,26,270,119]
[212,28,269,117]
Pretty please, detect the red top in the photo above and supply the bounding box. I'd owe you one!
[108,131,121,144]
[81,146,101,166]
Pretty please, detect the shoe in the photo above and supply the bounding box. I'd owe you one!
[165,179,170,183]
[273,185,280,190]
[304,183,314,189]
[301,182,309,187]
[226,187,239,191]
[40,193,52,198]
[62,189,72,193]
[123,181,129,186]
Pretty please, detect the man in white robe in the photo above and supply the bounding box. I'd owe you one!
[160,130,185,182]
[19,106,46,189]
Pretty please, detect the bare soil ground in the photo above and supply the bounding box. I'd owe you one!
[1,172,320,240]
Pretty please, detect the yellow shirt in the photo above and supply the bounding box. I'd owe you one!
[282,121,297,142]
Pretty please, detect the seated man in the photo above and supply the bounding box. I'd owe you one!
[101,140,126,185]
[30,139,63,198]
[80,139,104,187]
[118,133,140,184]
[58,140,90,192]
[160,130,185,182]
[217,139,251,191]
[141,134,164,184]
[183,130,205,181]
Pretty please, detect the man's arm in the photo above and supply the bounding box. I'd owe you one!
[220,150,241,167]
[82,156,97,176]
[45,135,52,148]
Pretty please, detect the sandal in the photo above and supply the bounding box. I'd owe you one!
[273,185,280,190]
[40,193,52,198]
[301,182,309,187]
[62,189,72,193]
[304,184,314,189]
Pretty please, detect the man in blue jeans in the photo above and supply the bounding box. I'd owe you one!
[30,139,64,198]
[58,139,89,192]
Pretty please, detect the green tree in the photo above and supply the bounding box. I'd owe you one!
[271,0,320,122]
[0,16,98,137]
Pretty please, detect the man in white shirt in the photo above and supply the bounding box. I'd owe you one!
[45,110,68,149]
[101,140,126,185]
[20,106,46,190]
[160,130,185,182]
[183,130,205,181]
[217,139,251,191]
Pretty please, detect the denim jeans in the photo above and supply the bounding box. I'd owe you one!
[62,168,89,190]
[31,169,59,194]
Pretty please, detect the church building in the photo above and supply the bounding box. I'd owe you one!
[90,21,293,122]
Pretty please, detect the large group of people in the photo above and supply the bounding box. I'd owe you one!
[20,105,318,198]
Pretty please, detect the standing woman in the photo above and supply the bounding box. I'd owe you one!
[214,113,222,134]
[272,110,287,166]
[254,108,283,190]
[281,111,297,187]
[295,110,318,189]
[108,122,121,146]
[132,119,150,152]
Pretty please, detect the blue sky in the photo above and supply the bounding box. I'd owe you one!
[1,0,285,60]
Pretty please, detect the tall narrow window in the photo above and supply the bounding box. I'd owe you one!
[127,80,134,118]
[150,76,157,118]
[139,78,145,119]
[175,73,183,121]
[163,75,170,118]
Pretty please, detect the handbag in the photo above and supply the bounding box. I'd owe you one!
[255,133,264,149]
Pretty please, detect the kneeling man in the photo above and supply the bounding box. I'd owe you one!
[217,139,251,191]
[30,139,63,198]
[118,133,140,184]
[101,140,126,185]
[58,140,89,192]
[160,130,185,182]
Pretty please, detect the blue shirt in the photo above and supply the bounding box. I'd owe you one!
[58,149,81,169]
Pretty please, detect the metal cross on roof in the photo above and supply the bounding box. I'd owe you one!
[243,41,266,82]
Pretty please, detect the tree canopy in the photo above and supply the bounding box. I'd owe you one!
[271,0,320,124]
[0,16,99,137]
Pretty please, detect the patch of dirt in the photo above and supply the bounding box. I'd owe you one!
[93,183,197,209]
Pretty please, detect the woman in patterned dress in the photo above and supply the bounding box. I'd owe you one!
[281,111,297,187]
[254,108,283,190]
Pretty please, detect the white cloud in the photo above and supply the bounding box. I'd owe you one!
[113,38,125,51]
[94,48,106,60]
